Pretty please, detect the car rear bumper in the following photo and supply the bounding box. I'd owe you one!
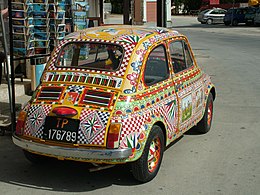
[13,135,132,160]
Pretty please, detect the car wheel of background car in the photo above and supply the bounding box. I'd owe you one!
[224,22,230,26]
[232,19,238,26]
[0,128,4,136]
[194,93,214,134]
[23,150,49,164]
[206,19,213,25]
[254,21,260,26]
[245,21,251,26]
[131,125,164,183]
[251,19,254,26]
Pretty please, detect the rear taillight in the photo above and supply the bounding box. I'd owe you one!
[107,124,121,149]
[52,107,78,117]
[16,111,27,135]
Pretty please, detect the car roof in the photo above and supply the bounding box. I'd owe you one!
[65,25,182,43]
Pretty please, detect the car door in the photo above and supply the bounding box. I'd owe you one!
[142,43,179,141]
[167,38,206,133]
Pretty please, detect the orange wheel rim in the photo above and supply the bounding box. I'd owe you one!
[207,101,213,127]
[147,137,161,173]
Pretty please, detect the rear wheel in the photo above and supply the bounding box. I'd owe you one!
[131,125,164,183]
[206,19,213,25]
[232,19,238,26]
[245,21,251,26]
[254,21,260,26]
[224,21,230,26]
[195,93,214,134]
[23,150,49,164]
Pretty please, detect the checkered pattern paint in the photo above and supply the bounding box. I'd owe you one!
[113,113,150,147]
[78,109,110,145]
[67,85,85,93]
[24,105,52,138]
[46,39,134,78]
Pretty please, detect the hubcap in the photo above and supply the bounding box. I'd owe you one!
[207,101,213,127]
[147,137,161,173]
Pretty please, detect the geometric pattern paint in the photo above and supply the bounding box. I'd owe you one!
[158,99,178,139]
[24,105,52,138]
[78,109,110,145]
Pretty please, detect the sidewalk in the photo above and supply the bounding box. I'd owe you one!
[0,79,31,133]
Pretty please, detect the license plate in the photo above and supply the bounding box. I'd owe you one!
[43,116,80,143]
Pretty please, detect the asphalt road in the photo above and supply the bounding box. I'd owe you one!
[0,16,259,195]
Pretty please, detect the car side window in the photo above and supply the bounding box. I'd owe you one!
[219,10,226,14]
[183,42,194,68]
[211,10,218,14]
[144,45,169,86]
[170,40,194,73]
[169,41,186,73]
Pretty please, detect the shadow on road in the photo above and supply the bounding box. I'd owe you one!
[0,133,140,193]
[172,23,258,29]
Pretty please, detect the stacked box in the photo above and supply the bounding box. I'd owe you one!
[11,0,33,57]
[72,0,89,31]
[49,0,68,50]
[65,0,73,35]
[11,0,90,57]
[32,0,50,56]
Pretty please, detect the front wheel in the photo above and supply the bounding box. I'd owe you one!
[195,93,214,134]
[206,19,213,25]
[131,125,164,183]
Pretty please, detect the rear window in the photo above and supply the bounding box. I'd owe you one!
[56,42,123,71]
[200,9,210,14]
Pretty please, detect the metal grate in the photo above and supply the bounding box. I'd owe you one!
[37,87,63,101]
[83,90,112,107]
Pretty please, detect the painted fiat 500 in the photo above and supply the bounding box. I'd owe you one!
[13,25,216,182]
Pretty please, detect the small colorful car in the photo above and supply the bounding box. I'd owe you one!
[13,25,216,182]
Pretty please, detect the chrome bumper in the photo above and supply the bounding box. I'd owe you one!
[13,135,132,160]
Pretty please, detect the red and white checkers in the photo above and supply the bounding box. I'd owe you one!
[47,39,134,78]
[112,113,150,144]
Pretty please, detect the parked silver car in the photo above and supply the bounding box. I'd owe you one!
[198,8,227,24]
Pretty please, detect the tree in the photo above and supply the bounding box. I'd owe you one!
[184,0,203,12]
[173,0,203,14]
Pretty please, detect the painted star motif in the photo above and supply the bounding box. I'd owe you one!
[80,112,104,141]
[28,107,45,135]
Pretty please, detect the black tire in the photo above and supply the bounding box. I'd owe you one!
[0,128,5,136]
[254,22,260,26]
[224,22,230,26]
[245,21,250,26]
[232,19,238,26]
[195,93,214,134]
[206,19,213,25]
[23,150,49,164]
[131,125,164,183]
